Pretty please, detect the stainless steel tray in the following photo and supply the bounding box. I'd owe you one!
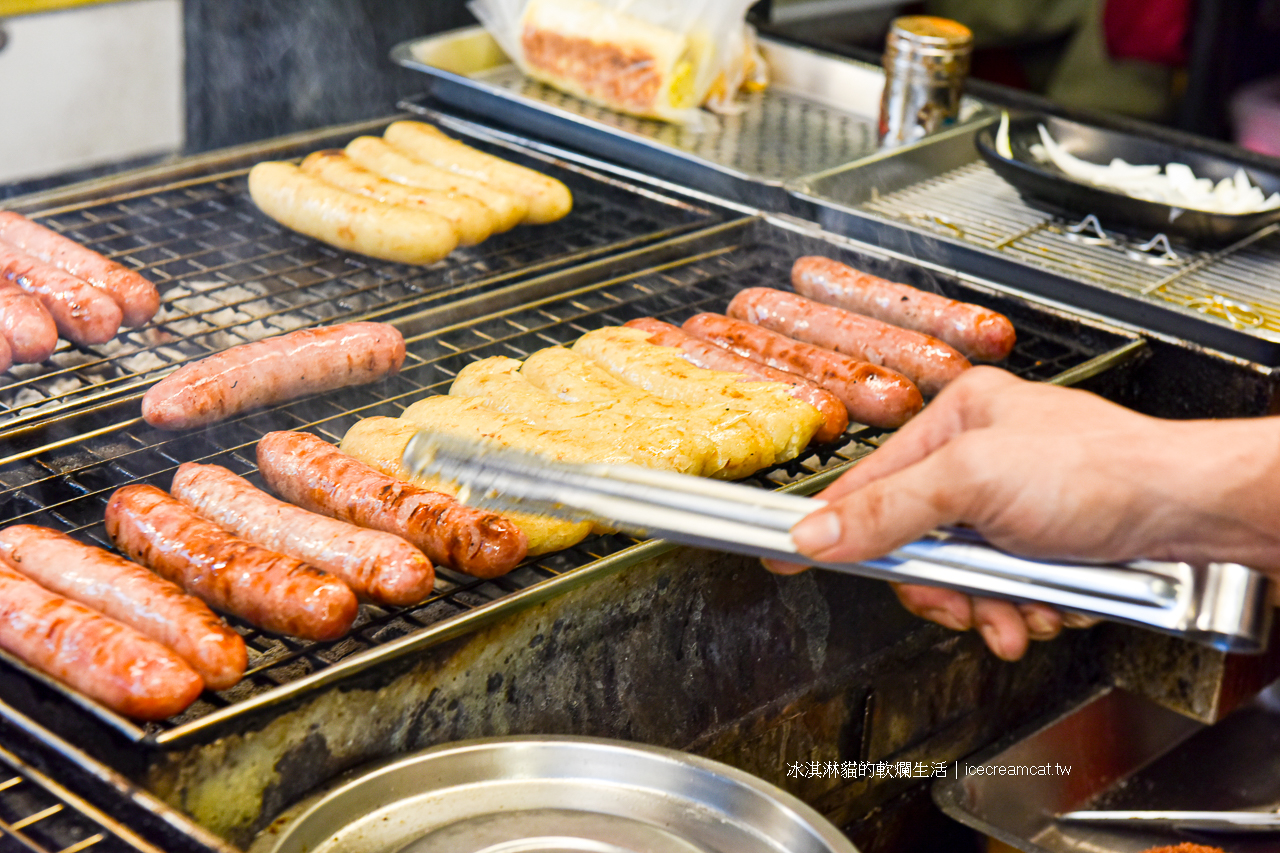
[248,736,860,853]
[934,683,1280,852]
[791,122,1280,366]
[391,26,991,210]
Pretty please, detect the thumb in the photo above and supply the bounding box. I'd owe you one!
[791,438,978,563]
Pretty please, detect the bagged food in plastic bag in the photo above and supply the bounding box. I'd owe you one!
[469,0,766,125]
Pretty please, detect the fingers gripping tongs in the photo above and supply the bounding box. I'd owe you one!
[403,432,1273,653]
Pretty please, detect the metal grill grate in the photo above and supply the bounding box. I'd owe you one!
[0,745,162,853]
[476,67,880,182]
[858,160,1280,342]
[0,217,1140,748]
[0,121,721,441]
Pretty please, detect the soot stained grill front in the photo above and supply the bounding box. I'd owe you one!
[0,216,1143,749]
[0,117,721,448]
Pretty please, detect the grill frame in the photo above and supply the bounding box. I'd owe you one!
[0,115,727,454]
[793,124,1280,366]
[0,702,227,853]
[0,213,1145,752]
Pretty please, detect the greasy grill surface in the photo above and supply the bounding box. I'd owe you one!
[0,218,1138,747]
[0,745,160,853]
[0,123,720,439]
[859,160,1280,341]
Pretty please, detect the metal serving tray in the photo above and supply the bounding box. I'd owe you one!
[0,214,1144,751]
[792,122,1280,365]
[391,26,990,210]
[935,683,1280,852]
[0,116,726,461]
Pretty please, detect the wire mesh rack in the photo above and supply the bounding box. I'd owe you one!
[0,215,1143,749]
[0,117,723,446]
[850,160,1280,352]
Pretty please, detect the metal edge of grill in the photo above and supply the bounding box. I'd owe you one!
[0,214,1147,753]
[0,115,730,445]
[789,123,1280,368]
[0,699,230,853]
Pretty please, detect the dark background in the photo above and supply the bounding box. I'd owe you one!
[184,0,479,152]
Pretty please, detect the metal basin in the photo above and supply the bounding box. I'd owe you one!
[250,736,860,853]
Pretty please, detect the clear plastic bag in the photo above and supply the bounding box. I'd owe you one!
[469,0,765,125]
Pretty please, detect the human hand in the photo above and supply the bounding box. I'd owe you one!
[767,367,1280,659]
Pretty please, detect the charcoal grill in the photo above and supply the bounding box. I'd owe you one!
[2,106,1275,853]
[0,209,1146,750]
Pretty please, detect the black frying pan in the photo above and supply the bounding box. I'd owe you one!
[975,114,1280,245]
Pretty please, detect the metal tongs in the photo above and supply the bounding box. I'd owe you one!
[403,432,1273,653]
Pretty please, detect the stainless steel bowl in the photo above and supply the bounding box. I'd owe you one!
[250,736,860,853]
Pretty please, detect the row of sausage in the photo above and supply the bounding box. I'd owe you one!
[0,426,534,721]
[0,212,160,370]
[248,121,574,265]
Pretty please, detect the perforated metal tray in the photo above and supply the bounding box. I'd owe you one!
[391,26,991,210]
[792,123,1280,365]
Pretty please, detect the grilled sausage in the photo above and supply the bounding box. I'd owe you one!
[106,485,358,641]
[0,335,10,373]
[300,150,498,246]
[0,525,245,690]
[256,430,529,576]
[519,344,774,480]
[0,241,122,346]
[0,561,203,720]
[0,211,160,327]
[248,161,458,265]
[0,282,58,362]
[791,256,1016,362]
[726,288,971,396]
[141,321,405,430]
[624,318,849,444]
[571,327,822,464]
[451,355,713,476]
[344,136,527,232]
[682,313,923,429]
[171,463,435,606]
[337,417,592,557]
[383,121,573,225]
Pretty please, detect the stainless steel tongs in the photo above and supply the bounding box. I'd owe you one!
[403,431,1273,653]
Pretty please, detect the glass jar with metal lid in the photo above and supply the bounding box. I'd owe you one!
[878,15,973,147]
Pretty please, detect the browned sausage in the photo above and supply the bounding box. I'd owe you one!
[0,212,160,327]
[682,313,923,429]
[0,241,122,346]
[105,485,358,641]
[171,463,435,606]
[0,561,203,720]
[0,334,10,373]
[624,317,849,444]
[792,256,1016,362]
[0,282,58,363]
[141,322,406,430]
[0,525,246,690]
[726,288,970,396]
[256,430,528,579]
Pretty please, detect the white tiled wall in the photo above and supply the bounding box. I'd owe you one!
[0,0,183,184]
